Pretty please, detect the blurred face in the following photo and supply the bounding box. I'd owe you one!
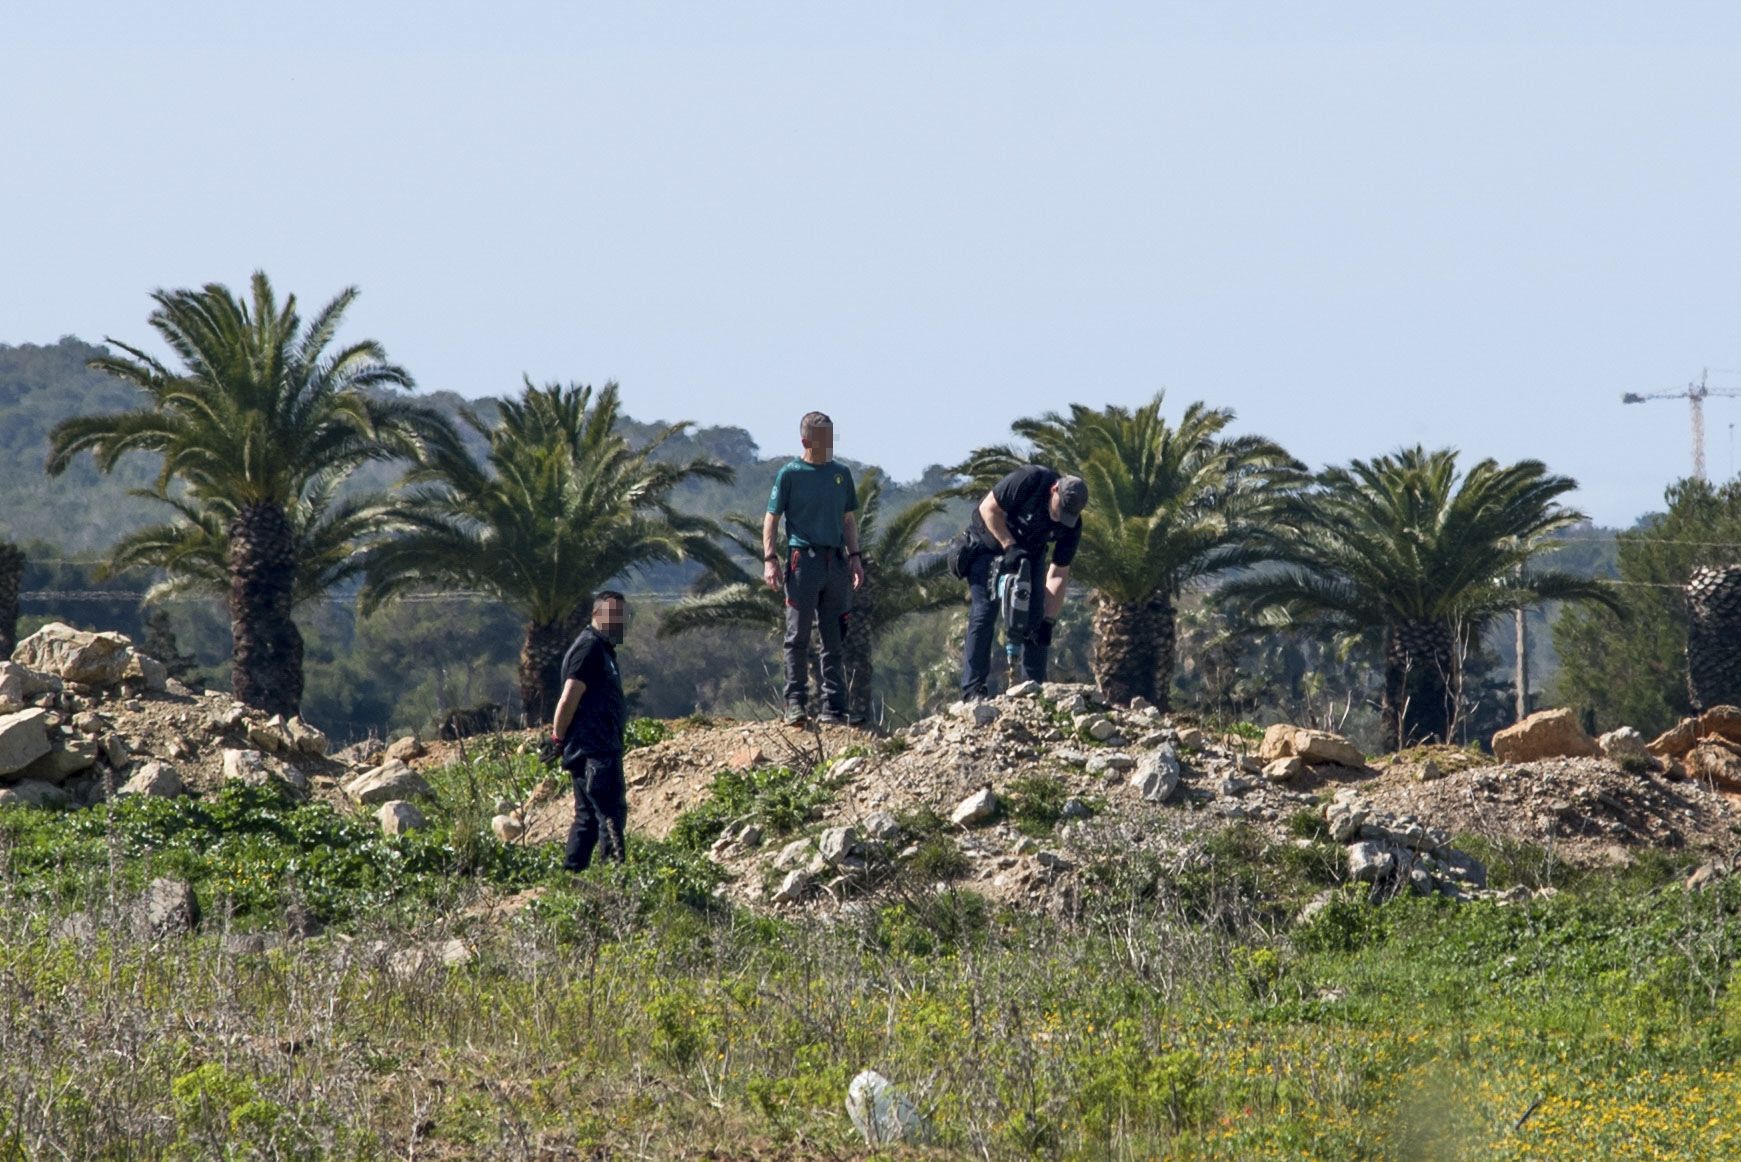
[594,598,628,644]
[802,424,833,460]
[1048,485,1063,523]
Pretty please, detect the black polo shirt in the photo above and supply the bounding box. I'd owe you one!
[559,627,626,762]
[969,465,1082,566]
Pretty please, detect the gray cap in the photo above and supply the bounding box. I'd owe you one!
[1055,475,1088,527]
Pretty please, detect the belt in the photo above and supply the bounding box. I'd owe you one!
[798,545,843,557]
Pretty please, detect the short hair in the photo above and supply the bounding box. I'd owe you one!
[799,411,833,439]
[592,590,626,610]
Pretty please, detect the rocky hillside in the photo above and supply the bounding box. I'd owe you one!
[5,622,1740,924]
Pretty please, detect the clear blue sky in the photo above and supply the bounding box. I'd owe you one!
[6,2,1741,527]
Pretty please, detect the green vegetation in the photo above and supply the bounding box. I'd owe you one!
[1555,477,1741,736]
[45,274,461,719]
[1225,447,1617,751]
[667,764,842,853]
[0,801,1732,1157]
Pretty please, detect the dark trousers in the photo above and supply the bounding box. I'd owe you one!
[565,753,627,871]
[783,547,852,712]
[962,549,1049,697]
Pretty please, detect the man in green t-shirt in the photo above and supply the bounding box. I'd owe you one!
[763,411,865,725]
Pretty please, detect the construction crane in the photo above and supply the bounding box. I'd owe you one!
[1622,369,1741,482]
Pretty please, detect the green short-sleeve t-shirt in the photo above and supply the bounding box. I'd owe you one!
[767,460,857,549]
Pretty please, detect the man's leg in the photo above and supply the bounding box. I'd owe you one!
[564,764,599,871]
[815,554,851,715]
[587,755,628,863]
[781,551,820,713]
[960,551,997,698]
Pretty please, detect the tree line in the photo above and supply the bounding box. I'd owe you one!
[6,272,1732,751]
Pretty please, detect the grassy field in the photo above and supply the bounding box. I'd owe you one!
[0,738,1734,1159]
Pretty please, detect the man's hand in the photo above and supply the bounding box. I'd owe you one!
[999,545,1029,574]
[763,555,782,591]
[849,554,865,590]
[538,735,562,767]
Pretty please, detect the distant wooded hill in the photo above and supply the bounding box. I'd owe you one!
[0,336,961,557]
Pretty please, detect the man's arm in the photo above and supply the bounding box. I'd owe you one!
[1043,564,1070,619]
[551,677,586,740]
[844,512,864,589]
[762,512,782,590]
[977,492,1014,550]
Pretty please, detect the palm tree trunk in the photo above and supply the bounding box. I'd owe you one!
[1688,565,1741,711]
[228,502,302,717]
[520,612,584,727]
[1384,619,1458,750]
[0,541,23,658]
[1092,592,1173,708]
[843,559,877,723]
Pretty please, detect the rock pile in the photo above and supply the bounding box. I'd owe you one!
[0,623,445,834]
[1644,705,1741,789]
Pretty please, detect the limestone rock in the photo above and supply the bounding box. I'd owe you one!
[1060,796,1094,820]
[0,779,70,808]
[134,877,198,939]
[12,623,135,687]
[285,717,329,757]
[122,652,169,692]
[1292,729,1365,767]
[832,756,866,780]
[950,787,998,826]
[863,811,902,842]
[728,744,767,769]
[1086,717,1117,742]
[1347,841,1395,883]
[1491,708,1598,763]
[1597,727,1650,763]
[98,732,132,770]
[1084,752,1135,775]
[491,814,525,842]
[1686,742,1741,791]
[951,700,999,726]
[771,868,810,904]
[817,826,859,864]
[1263,755,1305,782]
[384,735,425,762]
[0,661,26,710]
[773,838,812,871]
[1176,726,1205,749]
[1700,706,1741,746]
[345,758,431,805]
[0,708,53,776]
[1130,745,1181,803]
[1647,719,1700,759]
[119,761,183,798]
[1005,680,1042,698]
[19,736,99,783]
[1258,723,1298,761]
[1416,759,1445,782]
[376,800,428,836]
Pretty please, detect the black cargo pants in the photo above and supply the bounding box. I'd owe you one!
[564,753,626,871]
[782,545,852,713]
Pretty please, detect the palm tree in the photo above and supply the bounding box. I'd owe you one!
[46,273,455,716]
[106,467,383,608]
[956,395,1300,708]
[659,469,958,723]
[1224,447,1618,751]
[360,379,732,725]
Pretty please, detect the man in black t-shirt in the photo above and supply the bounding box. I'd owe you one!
[960,466,1088,698]
[549,590,630,871]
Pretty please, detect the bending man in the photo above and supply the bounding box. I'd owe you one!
[960,466,1088,699]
